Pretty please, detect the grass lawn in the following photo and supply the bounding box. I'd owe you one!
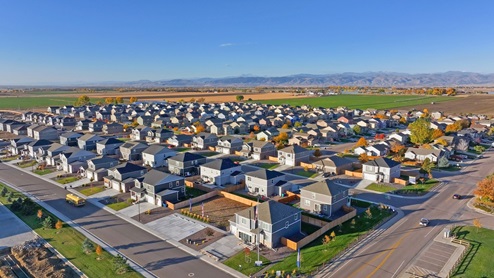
[451,226,494,278]
[257,163,279,170]
[201,152,219,157]
[395,179,439,195]
[254,95,453,110]
[186,187,209,198]
[0,96,78,109]
[351,199,373,208]
[0,183,141,278]
[108,200,132,211]
[223,250,270,276]
[17,160,37,168]
[1,155,19,161]
[176,147,191,152]
[55,176,80,184]
[78,185,105,196]
[365,183,397,193]
[34,168,55,175]
[269,206,392,275]
[295,170,318,178]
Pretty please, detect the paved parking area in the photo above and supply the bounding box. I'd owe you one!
[145,214,206,241]
[405,241,458,277]
[202,234,245,260]
[0,203,36,250]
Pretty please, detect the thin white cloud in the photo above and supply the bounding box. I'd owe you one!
[219,43,235,47]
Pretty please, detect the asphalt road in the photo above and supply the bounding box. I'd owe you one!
[324,148,494,278]
[0,163,233,278]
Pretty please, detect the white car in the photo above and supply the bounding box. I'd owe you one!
[419,218,429,227]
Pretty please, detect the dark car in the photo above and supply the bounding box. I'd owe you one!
[323,172,331,178]
[453,194,461,199]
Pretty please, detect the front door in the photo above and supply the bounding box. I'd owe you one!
[239,231,252,243]
[315,203,321,213]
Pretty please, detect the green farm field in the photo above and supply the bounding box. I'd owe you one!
[0,96,103,110]
[253,95,454,110]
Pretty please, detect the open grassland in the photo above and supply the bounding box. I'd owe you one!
[254,95,454,110]
[0,96,79,109]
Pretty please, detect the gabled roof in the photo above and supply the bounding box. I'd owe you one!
[142,144,176,155]
[246,169,284,180]
[406,147,443,156]
[201,158,238,171]
[111,162,147,174]
[169,152,205,162]
[88,157,119,166]
[236,200,299,224]
[279,145,310,154]
[301,180,348,196]
[364,157,400,168]
[78,133,104,142]
[28,139,52,147]
[313,156,352,167]
[98,138,123,146]
[142,169,183,186]
[120,141,148,149]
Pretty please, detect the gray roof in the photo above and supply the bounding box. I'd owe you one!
[142,169,182,185]
[364,157,400,168]
[236,200,299,225]
[252,140,273,148]
[313,156,352,167]
[301,180,348,196]
[98,138,123,145]
[142,144,175,155]
[279,145,310,154]
[406,147,442,156]
[169,152,205,162]
[201,158,239,171]
[246,169,284,180]
[111,162,146,174]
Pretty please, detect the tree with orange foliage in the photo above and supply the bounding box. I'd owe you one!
[474,175,494,201]
[273,132,289,144]
[432,129,444,139]
[436,138,448,146]
[358,153,369,163]
[105,97,114,104]
[129,96,138,103]
[253,125,260,132]
[55,219,63,230]
[282,123,290,129]
[355,137,368,147]
[195,124,205,134]
[391,144,405,154]
[249,132,255,139]
[375,114,389,120]
[95,245,103,257]
[115,96,124,104]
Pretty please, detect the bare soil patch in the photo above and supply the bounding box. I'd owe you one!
[131,207,174,224]
[178,228,224,251]
[189,196,250,230]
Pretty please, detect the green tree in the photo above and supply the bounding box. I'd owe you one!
[474,145,485,153]
[112,254,129,274]
[236,95,244,101]
[0,187,7,197]
[82,238,94,254]
[353,125,361,135]
[42,216,54,229]
[408,118,433,145]
[294,121,302,128]
[313,148,322,157]
[420,158,435,178]
[437,156,450,168]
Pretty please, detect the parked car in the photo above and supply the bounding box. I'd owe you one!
[323,172,331,178]
[453,194,461,199]
[419,218,429,227]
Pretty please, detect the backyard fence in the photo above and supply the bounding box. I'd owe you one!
[345,170,363,178]
[447,239,471,278]
[268,156,278,162]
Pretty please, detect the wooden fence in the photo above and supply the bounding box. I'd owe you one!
[301,214,330,228]
[268,156,278,162]
[277,194,299,204]
[447,239,471,278]
[218,191,259,206]
[165,190,218,210]
[300,162,314,169]
[222,183,246,193]
[345,170,363,178]
[393,178,408,186]
[282,208,357,250]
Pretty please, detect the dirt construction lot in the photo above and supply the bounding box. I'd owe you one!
[399,94,494,115]
[189,196,249,230]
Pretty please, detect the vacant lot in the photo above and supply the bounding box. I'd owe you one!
[189,196,249,230]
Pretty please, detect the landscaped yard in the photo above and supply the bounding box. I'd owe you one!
[34,168,55,175]
[200,152,219,157]
[1,155,19,161]
[176,147,191,152]
[108,200,133,211]
[268,205,392,275]
[256,163,279,170]
[0,183,141,278]
[395,179,439,195]
[54,176,80,184]
[365,183,397,193]
[17,160,37,168]
[295,170,318,178]
[78,185,106,196]
[451,226,494,278]
[189,196,250,230]
[223,250,271,276]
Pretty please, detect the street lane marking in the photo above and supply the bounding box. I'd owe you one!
[424,225,436,238]
[348,230,412,278]
[366,230,412,278]
[392,260,405,278]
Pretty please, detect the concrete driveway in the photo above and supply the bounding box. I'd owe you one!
[0,203,36,250]
[145,214,206,241]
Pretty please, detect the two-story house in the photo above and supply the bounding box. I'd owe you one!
[362,157,401,183]
[277,145,312,166]
[32,126,59,141]
[60,147,97,173]
[168,152,207,176]
[96,137,124,156]
[119,141,148,161]
[142,145,177,168]
[229,200,301,248]
[245,169,286,197]
[192,132,218,150]
[26,139,53,159]
[102,122,124,135]
[300,180,349,217]
[215,136,243,154]
[59,132,83,147]
[146,128,173,144]
[77,134,105,151]
[200,158,243,186]
[311,156,353,175]
[104,162,147,193]
[85,157,119,181]
[252,141,277,160]
[131,169,185,206]
[42,143,70,166]
[167,134,193,147]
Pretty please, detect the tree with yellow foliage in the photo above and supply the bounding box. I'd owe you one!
[355,137,368,147]
[129,96,138,103]
[358,153,369,163]
[105,97,114,104]
[115,96,124,104]
[432,129,444,139]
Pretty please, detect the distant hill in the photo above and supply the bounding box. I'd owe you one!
[110,71,494,87]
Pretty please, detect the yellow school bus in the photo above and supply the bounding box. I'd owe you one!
[66,193,86,207]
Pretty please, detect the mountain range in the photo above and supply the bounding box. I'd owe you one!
[109,71,494,87]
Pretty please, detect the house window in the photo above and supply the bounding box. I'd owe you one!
[294,214,298,221]
[285,221,289,229]
[312,193,316,199]
[305,199,310,206]
[247,177,251,181]
[323,205,327,211]
[176,181,180,186]
[241,217,246,224]
[169,183,173,188]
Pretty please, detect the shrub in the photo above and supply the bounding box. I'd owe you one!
[82,238,94,254]
[112,254,129,274]
[43,216,54,229]
[205,228,214,237]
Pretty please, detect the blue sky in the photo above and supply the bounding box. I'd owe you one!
[1,0,493,84]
